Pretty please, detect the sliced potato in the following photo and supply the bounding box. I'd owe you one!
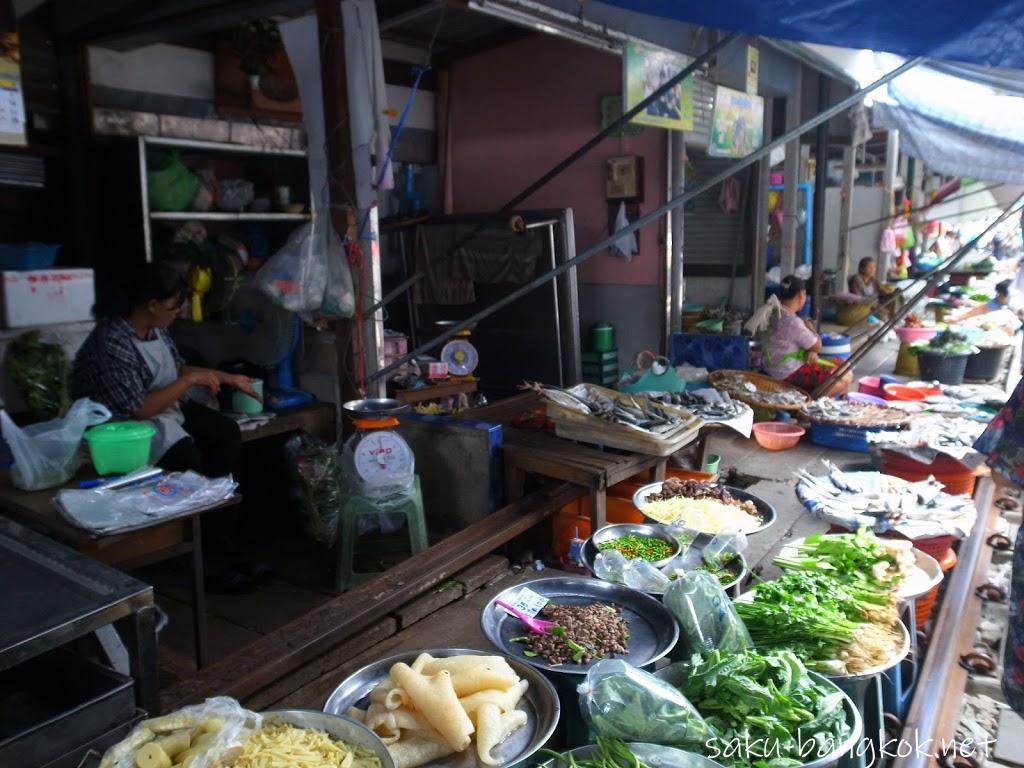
[156,730,191,759]
[190,732,216,750]
[135,743,172,768]
[197,717,223,734]
[143,714,197,734]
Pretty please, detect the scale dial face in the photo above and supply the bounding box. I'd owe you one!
[441,338,479,376]
[354,430,414,482]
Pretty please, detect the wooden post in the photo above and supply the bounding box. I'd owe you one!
[751,99,773,311]
[836,143,856,289]
[316,0,361,404]
[879,129,900,277]
[780,66,802,276]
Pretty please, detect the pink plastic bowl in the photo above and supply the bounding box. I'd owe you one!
[752,421,805,450]
[895,326,939,344]
[858,376,885,399]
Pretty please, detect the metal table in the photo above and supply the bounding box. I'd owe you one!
[0,517,159,713]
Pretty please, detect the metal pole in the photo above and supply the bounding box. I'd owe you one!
[368,56,926,383]
[669,130,686,332]
[366,31,741,317]
[810,193,1024,398]
[811,73,829,328]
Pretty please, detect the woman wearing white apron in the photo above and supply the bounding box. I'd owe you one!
[73,261,265,591]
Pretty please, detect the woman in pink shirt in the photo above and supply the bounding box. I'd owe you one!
[763,276,851,395]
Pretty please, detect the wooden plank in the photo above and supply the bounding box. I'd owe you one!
[240,403,336,443]
[393,583,466,630]
[161,481,583,711]
[392,379,478,404]
[457,393,540,425]
[454,555,512,592]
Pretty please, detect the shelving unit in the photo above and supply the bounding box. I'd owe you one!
[137,135,310,262]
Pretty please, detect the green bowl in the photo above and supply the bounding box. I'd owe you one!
[84,421,156,475]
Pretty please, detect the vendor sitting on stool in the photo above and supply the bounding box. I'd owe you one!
[849,257,898,319]
[763,275,852,396]
[72,261,268,592]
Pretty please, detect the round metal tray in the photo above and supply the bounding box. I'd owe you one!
[632,482,777,535]
[589,523,682,569]
[733,591,912,680]
[654,663,863,768]
[776,535,943,601]
[343,398,410,419]
[582,527,747,594]
[323,648,558,768]
[481,576,679,675]
[261,710,397,768]
[540,743,725,768]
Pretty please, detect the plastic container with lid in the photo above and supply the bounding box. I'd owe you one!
[84,421,155,475]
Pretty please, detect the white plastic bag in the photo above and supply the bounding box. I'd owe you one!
[256,217,355,317]
[1,398,110,490]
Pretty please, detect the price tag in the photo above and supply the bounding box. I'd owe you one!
[503,587,549,618]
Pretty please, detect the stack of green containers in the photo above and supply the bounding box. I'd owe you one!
[583,323,618,385]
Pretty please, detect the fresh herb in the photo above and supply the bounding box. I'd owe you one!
[911,328,977,356]
[540,737,651,768]
[598,535,674,561]
[773,528,908,589]
[3,331,69,419]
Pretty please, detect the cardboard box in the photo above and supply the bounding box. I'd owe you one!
[0,269,95,328]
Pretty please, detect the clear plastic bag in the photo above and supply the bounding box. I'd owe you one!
[285,432,341,546]
[594,550,628,583]
[577,659,716,748]
[701,529,748,571]
[256,217,354,318]
[622,557,672,592]
[1,398,110,490]
[662,571,752,655]
[56,471,238,534]
[100,696,260,768]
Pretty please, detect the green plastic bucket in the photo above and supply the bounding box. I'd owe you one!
[590,323,615,353]
[84,421,156,475]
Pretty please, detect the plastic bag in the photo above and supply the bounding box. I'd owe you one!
[578,659,715,747]
[147,151,200,212]
[100,696,260,768]
[594,550,628,583]
[3,330,69,419]
[1,398,110,490]
[701,529,748,569]
[662,571,752,655]
[256,218,355,318]
[622,557,672,592]
[338,434,413,535]
[55,471,238,534]
[285,432,341,546]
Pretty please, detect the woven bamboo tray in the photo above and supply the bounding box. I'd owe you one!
[801,405,912,429]
[540,384,704,456]
[707,369,810,412]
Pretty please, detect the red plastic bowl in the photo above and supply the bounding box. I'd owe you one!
[752,421,805,450]
[883,383,927,401]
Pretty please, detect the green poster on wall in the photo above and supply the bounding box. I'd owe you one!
[709,84,764,158]
[622,40,694,131]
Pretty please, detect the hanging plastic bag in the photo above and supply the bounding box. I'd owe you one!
[577,659,716,747]
[610,202,636,261]
[1,399,110,490]
[285,432,341,546]
[256,215,354,317]
[662,571,752,655]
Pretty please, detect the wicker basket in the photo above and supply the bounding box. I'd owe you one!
[707,369,810,412]
[540,384,704,456]
[834,300,874,326]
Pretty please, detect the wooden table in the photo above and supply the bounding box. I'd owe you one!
[502,428,669,530]
[239,402,336,443]
[0,473,240,669]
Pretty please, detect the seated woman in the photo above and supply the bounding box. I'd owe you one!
[849,257,898,320]
[73,261,266,591]
[763,275,852,396]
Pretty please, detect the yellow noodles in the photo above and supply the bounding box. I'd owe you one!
[229,722,382,768]
[641,496,761,532]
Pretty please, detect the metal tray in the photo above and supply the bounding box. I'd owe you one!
[654,663,863,768]
[481,577,679,675]
[776,535,943,601]
[540,743,725,768]
[632,482,777,534]
[263,710,396,768]
[589,523,681,569]
[323,648,558,768]
[581,531,747,594]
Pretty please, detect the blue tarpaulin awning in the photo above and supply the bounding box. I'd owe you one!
[601,0,1024,69]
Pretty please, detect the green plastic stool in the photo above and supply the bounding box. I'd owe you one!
[336,476,428,591]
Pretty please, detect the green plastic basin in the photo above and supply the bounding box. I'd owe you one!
[84,421,156,475]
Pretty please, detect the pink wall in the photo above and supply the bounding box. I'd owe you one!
[447,34,666,286]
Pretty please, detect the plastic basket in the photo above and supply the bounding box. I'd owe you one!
[0,243,60,271]
[915,547,957,626]
[965,346,1008,381]
[881,450,977,496]
[809,422,882,453]
[916,349,970,385]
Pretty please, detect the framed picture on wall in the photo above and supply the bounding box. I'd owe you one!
[622,41,694,131]
[708,85,764,158]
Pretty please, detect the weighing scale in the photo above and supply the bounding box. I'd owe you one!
[436,321,479,380]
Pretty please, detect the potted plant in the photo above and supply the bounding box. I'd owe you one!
[232,19,280,92]
[910,329,978,385]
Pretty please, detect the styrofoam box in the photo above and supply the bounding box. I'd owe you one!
[0,269,95,328]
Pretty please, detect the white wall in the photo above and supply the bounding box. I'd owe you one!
[823,186,885,274]
[89,45,216,99]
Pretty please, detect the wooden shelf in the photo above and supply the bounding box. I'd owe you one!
[391,379,478,404]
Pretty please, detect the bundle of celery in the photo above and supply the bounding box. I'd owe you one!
[773,528,915,590]
[734,571,904,675]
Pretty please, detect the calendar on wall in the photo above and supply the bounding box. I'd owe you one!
[0,32,26,147]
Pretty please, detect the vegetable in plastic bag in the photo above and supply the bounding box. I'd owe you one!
[594,550,628,583]
[1,398,110,490]
[3,330,69,419]
[578,659,716,748]
[285,431,341,546]
[662,571,752,655]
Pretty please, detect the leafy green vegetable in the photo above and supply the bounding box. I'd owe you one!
[910,328,977,356]
[773,528,902,589]
[540,737,651,768]
[3,331,68,419]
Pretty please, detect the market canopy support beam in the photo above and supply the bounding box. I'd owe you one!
[811,73,830,327]
[370,56,926,383]
[160,481,583,711]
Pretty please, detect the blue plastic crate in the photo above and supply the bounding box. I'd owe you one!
[0,243,60,271]
[809,422,882,453]
[669,333,749,371]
